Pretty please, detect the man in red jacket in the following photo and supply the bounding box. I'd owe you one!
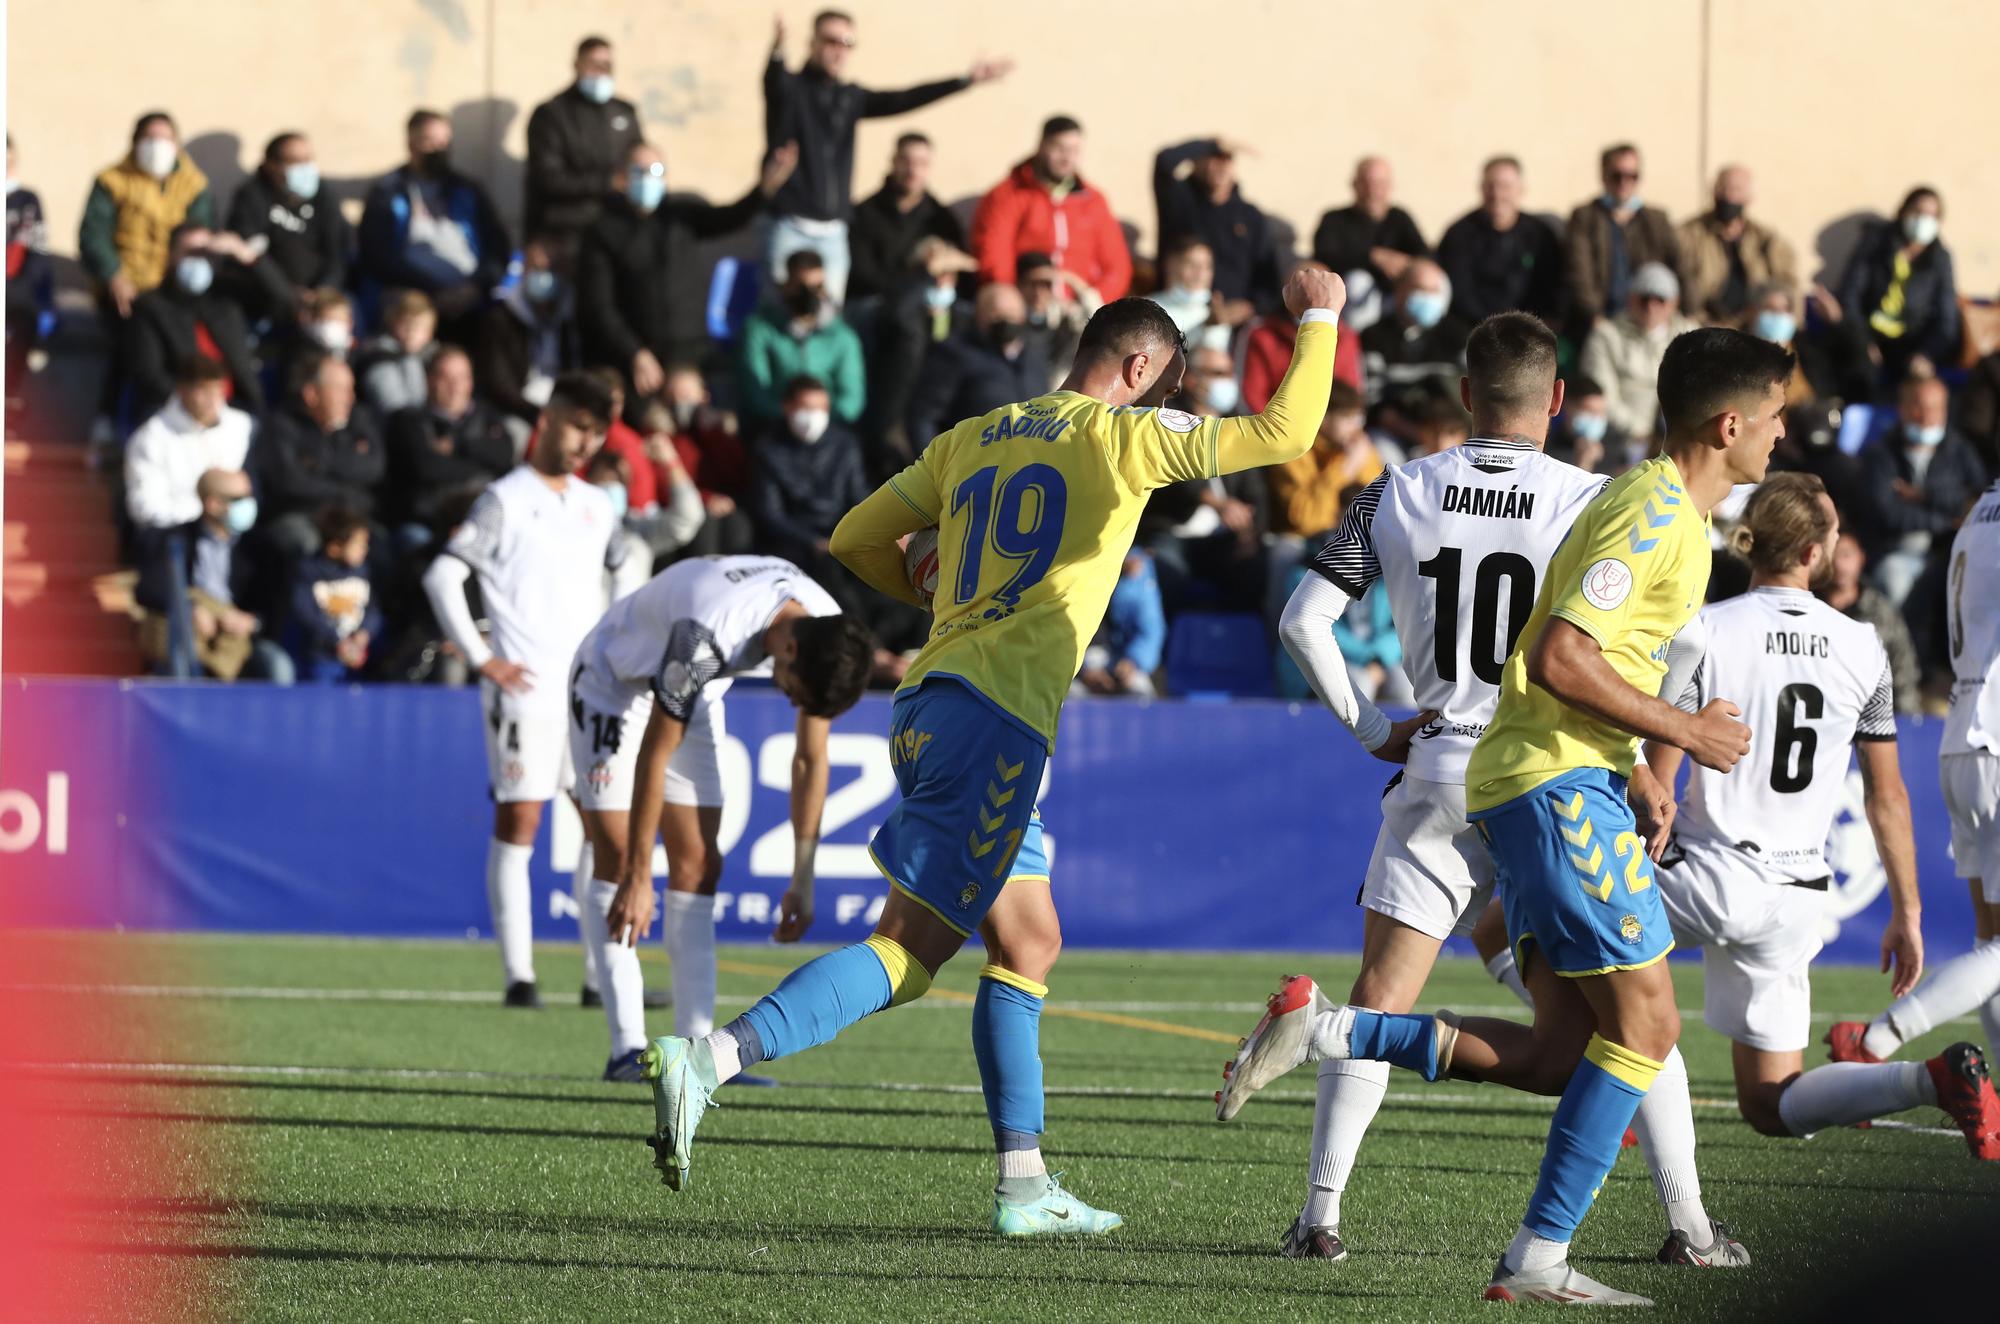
[970,116,1131,301]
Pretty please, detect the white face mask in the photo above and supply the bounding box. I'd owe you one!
[787,408,831,444]
[135,137,178,179]
[1902,213,1940,246]
[309,320,352,353]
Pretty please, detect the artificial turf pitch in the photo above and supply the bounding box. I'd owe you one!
[22,931,2000,1321]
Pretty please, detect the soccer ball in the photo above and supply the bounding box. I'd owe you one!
[903,528,940,606]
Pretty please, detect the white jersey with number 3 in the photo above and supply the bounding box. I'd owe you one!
[1672,587,1896,884]
[1944,482,2000,757]
[1309,438,1607,784]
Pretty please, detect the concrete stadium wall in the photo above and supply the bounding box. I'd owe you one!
[8,0,1997,292]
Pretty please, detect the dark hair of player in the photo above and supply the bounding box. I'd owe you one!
[1464,312,1559,418]
[1073,298,1184,369]
[789,615,876,718]
[175,352,229,386]
[1730,472,1833,574]
[1656,328,1796,437]
[545,371,614,431]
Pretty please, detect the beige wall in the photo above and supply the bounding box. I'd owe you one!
[8,0,1997,291]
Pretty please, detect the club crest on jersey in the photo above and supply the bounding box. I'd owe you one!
[1619,914,1644,945]
[1580,557,1633,610]
[1155,408,1202,434]
[957,882,980,910]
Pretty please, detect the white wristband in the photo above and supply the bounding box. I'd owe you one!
[1300,308,1341,327]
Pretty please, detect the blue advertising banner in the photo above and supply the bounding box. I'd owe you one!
[0,677,1972,963]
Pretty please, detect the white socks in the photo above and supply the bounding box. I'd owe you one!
[1307,1004,1359,1062]
[998,1147,1047,1182]
[701,1028,743,1084]
[582,878,648,1056]
[1485,949,1534,1010]
[1865,938,2000,1059]
[574,841,599,995]
[485,839,536,985]
[1630,1047,1710,1238]
[1301,1058,1389,1230]
[1502,1223,1569,1275]
[1777,1061,1933,1137]
[663,892,719,1040]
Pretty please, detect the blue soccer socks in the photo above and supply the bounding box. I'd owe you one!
[727,935,931,1065]
[1522,1035,1666,1242]
[1348,1009,1449,1082]
[974,964,1048,1143]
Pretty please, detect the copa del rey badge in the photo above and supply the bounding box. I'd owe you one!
[1580,558,1633,610]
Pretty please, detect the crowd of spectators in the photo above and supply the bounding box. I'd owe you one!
[5,11,1994,707]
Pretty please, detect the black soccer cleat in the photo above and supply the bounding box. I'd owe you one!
[1656,1219,1751,1267]
[503,980,544,1009]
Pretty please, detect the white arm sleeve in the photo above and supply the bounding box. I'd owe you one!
[1657,612,1709,712]
[654,473,707,553]
[421,554,493,671]
[1278,571,1391,752]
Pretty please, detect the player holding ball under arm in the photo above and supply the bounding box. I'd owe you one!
[635,266,1348,1231]
[1221,328,1798,1305]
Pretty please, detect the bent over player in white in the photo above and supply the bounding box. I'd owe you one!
[1633,474,1999,1180]
[1261,313,1607,1259]
[422,373,627,1008]
[574,556,876,1078]
[1823,477,2000,1155]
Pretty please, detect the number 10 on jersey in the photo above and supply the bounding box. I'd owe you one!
[950,464,1069,612]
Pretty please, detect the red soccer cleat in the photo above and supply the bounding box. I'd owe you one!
[1621,1127,1638,1150]
[1825,1021,1883,1065]
[1925,1042,2000,1161]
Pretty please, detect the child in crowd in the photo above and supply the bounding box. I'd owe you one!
[285,507,381,682]
[355,289,437,416]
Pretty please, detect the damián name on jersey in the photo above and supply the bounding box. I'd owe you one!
[1440,483,1537,520]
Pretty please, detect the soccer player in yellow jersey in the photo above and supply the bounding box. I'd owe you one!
[1216,328,1796,1303]
[635,267,1350,1223]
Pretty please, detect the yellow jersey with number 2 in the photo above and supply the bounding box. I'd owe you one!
[832,314,1340,749]
[1466,454,1712,812]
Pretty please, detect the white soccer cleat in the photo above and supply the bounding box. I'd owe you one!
[1216,974,1334,1122]
[1484,1259,1654,1306]
[1655,1220,1750,1267]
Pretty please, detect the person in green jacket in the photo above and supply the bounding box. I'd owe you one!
[738,250,865,424]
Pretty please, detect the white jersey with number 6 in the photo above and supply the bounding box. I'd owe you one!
[1308,437,1607,785]
[1671,587,1896,885]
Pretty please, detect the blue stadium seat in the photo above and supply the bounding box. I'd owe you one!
[706,256,764,344]
[1165,611,1272,699]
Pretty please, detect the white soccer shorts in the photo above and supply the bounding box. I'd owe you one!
[1358,773,1495,941]
[569,686,727,813]
[1942,752,2000,901]
[1656,839,1826,1052]
[481,681,572,805]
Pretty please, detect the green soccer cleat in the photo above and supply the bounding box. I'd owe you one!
[991,1173,1124,1237]
[641,1035,719,1191]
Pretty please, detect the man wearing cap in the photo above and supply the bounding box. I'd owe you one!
[1153,136,1281,314]
[1579,261,1698,444]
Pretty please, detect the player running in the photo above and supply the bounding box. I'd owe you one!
[1259,312,1609,1261]
[584,557,875,1079]
[1220,328,1794,1305]
[1825,480,2000,1114]
[634,267,1348,1228]
[1627,473,1998,1223]
[423,373,629,1009]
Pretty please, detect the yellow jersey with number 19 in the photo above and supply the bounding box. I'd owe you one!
[831,315,1340,749]
[1465,454,1712,813]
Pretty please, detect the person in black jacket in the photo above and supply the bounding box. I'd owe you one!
[356,110,511,336]
[254,352,387,557]
[385,344,515,544]
[133,466,292,682]
[1838,186,1961,387]
[761,10,1010,304]
[577,140,796,395]
[471,235,579,429]
[747,374,870,564]
[125,223,265,421]
[225,132,351,325]
[1435,156,1564,325]
[1856,376,1990,610]
[1312,155,1427,289]
[846,132,964,304]
[906,281,1047,445]
[1152,136,1280,310]
[524,36,644,253]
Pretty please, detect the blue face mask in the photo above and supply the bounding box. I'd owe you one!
[1569,411,1609,443]
[1752,310,1796,345]
[1404,290,1447,329]
[923,283,956,311]
[1911,423,1946,447]
[578,74,616,105]
[224,496,258,534]
[628,168,666,212]
[1602,193,1642,212]
[177,255,214,296]
[1204,377,1240,415]
[523,269,558,303]
[284,162,321,200]
[597,482,629,519]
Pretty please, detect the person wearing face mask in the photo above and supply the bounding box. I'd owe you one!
[525,36,644,253]
[226,131,352,323]
[1154,136,1281,313]
[847,132,966,305]
[1743,282,1873,407]
[905,282,1049,450]
[863,237,978,477]
[134,465,293,684]
[740,249,866,425]
[1145,236,1229,338]
[1015,250,1099,388]
[6,134,51,404]
[473,234,582,430]
[124,223,266,422]
[1359,258,1470,409]
[384,345,515,547]
[1855,374,1990,609]
[1563,143,1679,336]
[1676,166,1797,326]
[1579,262,1698,443]
[357,109,512,338]
[747,375,873,584]
[1138,343,1271,614]
[1839,186,1962,386]
[577,139,797,393]
[1548,374,1628,475]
